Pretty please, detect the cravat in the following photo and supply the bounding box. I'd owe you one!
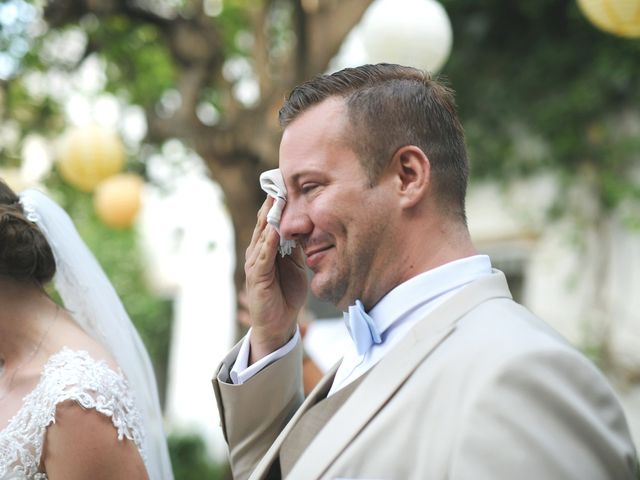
[259,169,296,256]
[343,300,382,356]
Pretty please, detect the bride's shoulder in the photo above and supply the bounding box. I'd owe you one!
[36,345,149,477]
[37,347,135,418]
[45,309,120,371]
[39,314,130,406]
[43,347,123,387]
[42,398,149,479]
[37,347,146,450]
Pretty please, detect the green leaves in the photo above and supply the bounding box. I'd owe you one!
[92,18,176,105]
[443,0,640,210]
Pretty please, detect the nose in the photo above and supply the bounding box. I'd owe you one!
[279,197,312,241]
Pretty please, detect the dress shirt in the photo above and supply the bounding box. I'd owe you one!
[231,255,493,394]
[230,327,300,384]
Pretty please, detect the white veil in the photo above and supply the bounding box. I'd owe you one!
[19,189,173,480]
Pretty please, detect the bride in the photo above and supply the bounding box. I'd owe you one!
[0,179,173,479]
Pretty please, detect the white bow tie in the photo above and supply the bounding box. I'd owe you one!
[343,300,382,356]
[259,169,296,256]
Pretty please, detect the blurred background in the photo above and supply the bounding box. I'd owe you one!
[1,0,639,477]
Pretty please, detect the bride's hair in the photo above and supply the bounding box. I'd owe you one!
[0,179,56,284]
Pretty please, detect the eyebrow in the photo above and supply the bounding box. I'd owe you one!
[288,169,324,185]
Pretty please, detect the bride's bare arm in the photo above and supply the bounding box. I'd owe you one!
[42,400,149,480]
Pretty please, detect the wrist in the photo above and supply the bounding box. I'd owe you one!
[249,323,298,364]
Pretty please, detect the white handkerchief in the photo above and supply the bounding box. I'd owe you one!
[259,169,296,256]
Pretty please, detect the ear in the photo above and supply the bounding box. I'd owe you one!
[390,145,430,209]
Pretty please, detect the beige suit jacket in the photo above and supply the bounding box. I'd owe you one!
[213,271,638,479]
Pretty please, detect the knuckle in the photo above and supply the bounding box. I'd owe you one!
[244,255,253,273]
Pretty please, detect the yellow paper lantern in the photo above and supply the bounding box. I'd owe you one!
[94,173,143,229]
[57,125,126,192]
[577,0,640,37]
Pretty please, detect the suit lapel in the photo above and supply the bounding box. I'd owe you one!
[288,271,512,479]
[249,360,342,480]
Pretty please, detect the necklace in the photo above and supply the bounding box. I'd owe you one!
[0,306,59,404]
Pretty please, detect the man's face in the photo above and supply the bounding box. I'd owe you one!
[279,97,396,310]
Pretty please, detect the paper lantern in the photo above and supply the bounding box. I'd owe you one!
[577,0,640,37]
[361,0,453,73]
[57,125,125,192]
[94,173,143,229]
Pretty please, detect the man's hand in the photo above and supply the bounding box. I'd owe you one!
[244,196,308,364]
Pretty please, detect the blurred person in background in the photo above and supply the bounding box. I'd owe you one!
[0,179,173,479]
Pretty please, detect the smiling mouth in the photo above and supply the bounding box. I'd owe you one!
[305,245,331,256]
[305,245,333,268]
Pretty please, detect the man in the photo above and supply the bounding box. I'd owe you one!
[213,64,638,479]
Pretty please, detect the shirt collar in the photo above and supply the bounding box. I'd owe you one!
[367,254,493,338]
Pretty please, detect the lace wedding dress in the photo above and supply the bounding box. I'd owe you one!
[0,348,146,479]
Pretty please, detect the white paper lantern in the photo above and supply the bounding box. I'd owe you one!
[361,0,453,73]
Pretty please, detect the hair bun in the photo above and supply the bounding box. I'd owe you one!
[0,207,56,284]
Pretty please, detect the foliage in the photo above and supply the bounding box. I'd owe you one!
[441,0,640,211]
[91,18,177,106]
[168,433,228,480]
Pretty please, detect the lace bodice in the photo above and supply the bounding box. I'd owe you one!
[0,348,146,479]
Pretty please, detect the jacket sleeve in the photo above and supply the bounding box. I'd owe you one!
[212,340,304,480]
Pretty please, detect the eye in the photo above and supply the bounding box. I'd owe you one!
[301,183,319,194]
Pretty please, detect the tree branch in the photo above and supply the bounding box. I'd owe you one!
[303,0,373,78]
